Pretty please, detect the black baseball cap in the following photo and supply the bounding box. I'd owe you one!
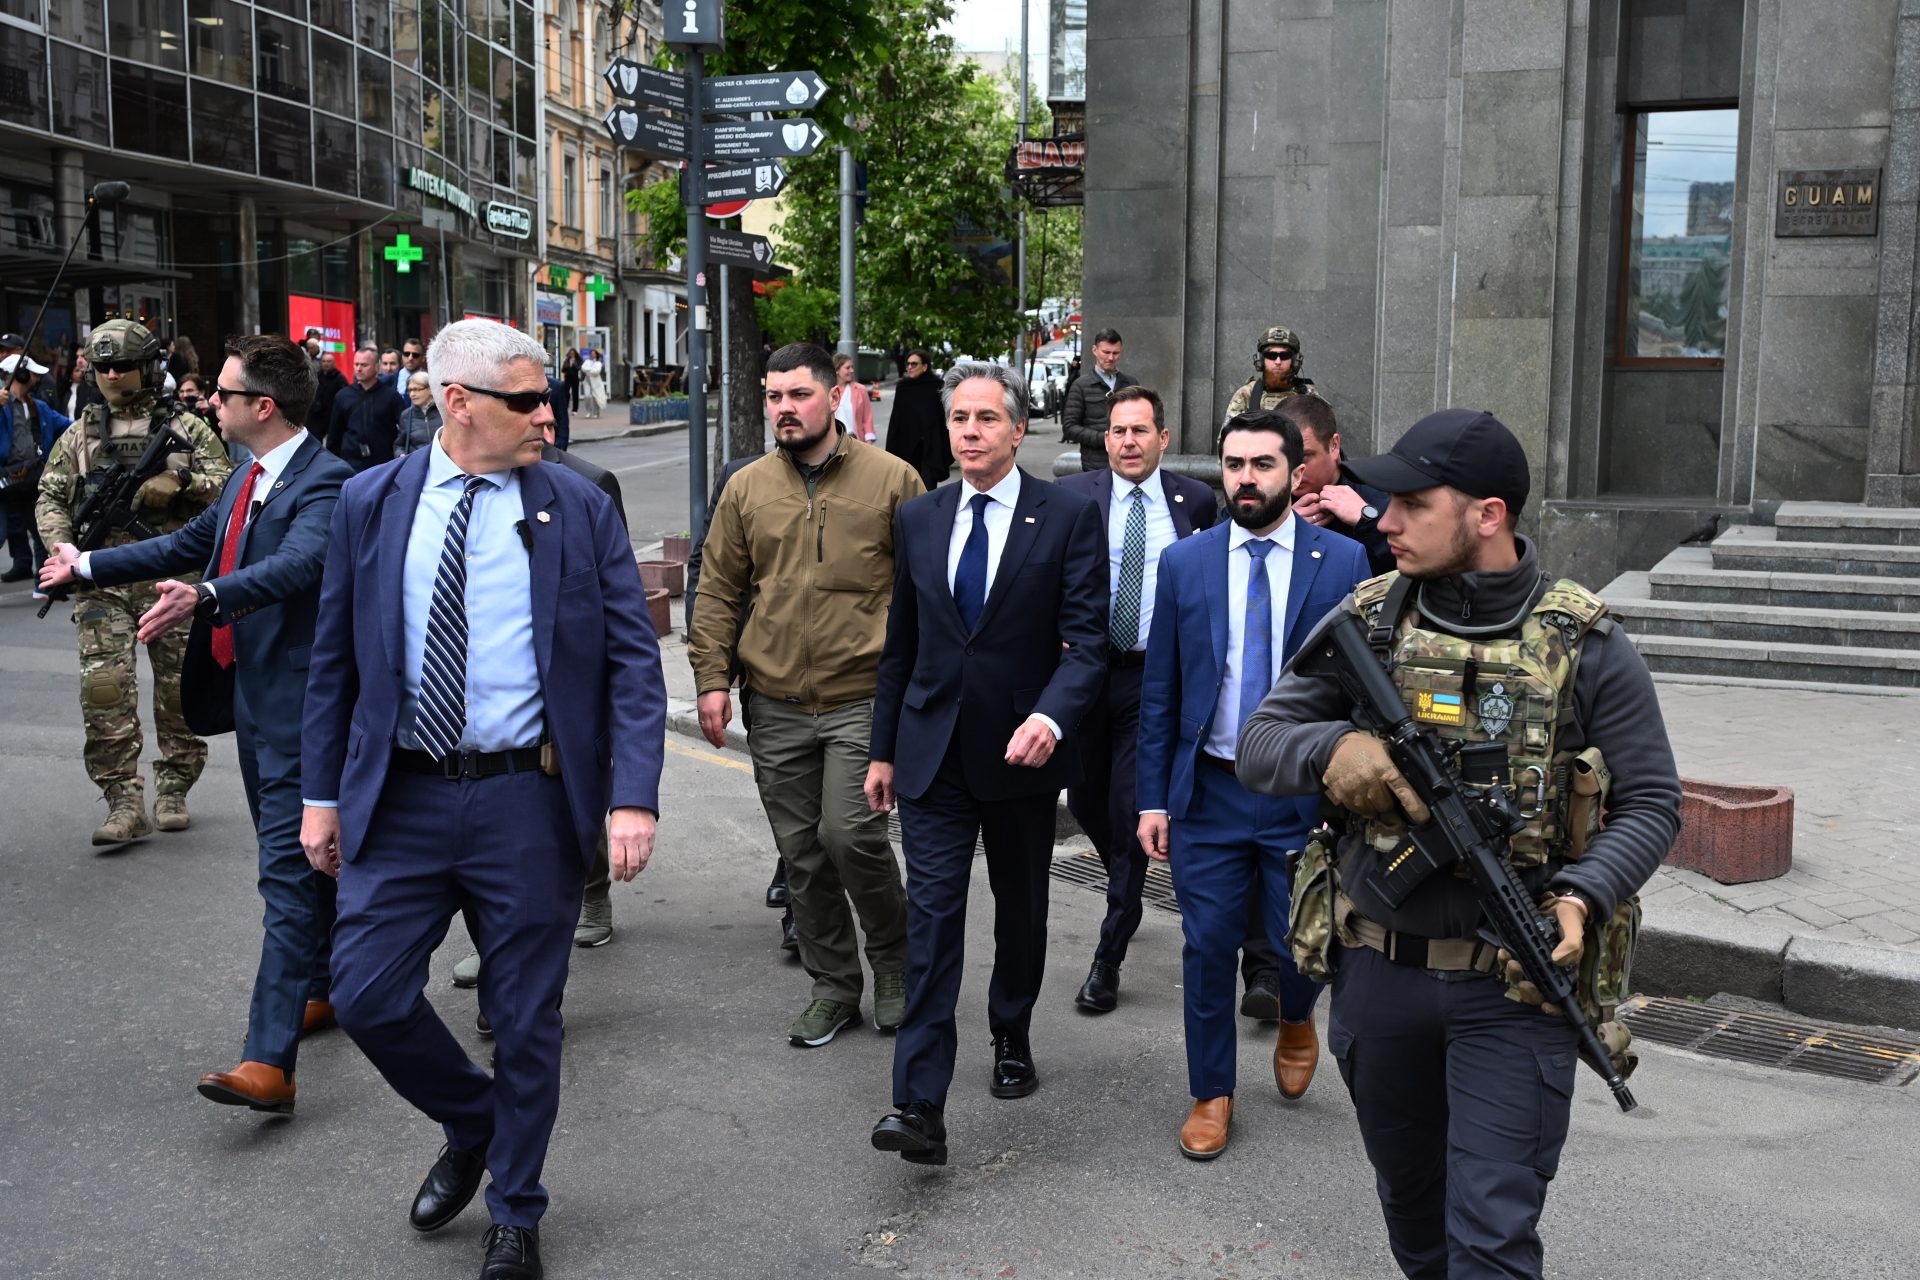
[1342,408,1530,513]
[0,333,24,349]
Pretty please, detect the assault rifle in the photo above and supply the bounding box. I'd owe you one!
[36,423,194,619]
[1295,608,1638,1112]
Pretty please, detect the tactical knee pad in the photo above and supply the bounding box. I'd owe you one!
[81,667,125,709]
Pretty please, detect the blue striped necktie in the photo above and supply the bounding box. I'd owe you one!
[413,475,488,759]
[1238,539,1275,731]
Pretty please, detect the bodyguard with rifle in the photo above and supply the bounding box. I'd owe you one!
[1236,409,1682,1280]
[36,318,231,847]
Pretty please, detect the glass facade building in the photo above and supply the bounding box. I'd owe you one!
[0,0,541,361]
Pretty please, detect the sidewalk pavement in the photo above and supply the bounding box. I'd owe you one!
[647,571,1920,1033]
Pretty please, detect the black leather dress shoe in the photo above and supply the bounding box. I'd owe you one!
[1239,972,1282,1022]
[780,910,799,956]
[409,1142,488,1233]
[765,859,791,909]
[870,1101,947,1166]
[0,563,30,584]
[990,1033,1038,1099]
[481,1223,542,1279]
[1075,961,1120,1013]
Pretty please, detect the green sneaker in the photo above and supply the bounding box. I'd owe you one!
[788,998,861,1047]
[873,970,908,1033]
[574,890,614,948]
[452,952,481,989]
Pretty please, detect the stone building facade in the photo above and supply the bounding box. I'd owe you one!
[1083,0,1920,583]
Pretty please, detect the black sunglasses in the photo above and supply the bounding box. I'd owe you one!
[97,359,143,374]
[448,383,548,415]
[1261,349,1296,362]
[213,383,268,401]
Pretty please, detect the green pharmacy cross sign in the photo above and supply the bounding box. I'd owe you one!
[586,274,614,300]
[384,234,425,273]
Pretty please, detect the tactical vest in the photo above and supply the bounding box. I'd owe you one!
[76,401,202,536]
[1353,571,1613,871]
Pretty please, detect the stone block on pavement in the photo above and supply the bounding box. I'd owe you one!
[1666,778,1795,883]
[1636,904,1790,1002]
[1783,935,1920,1031]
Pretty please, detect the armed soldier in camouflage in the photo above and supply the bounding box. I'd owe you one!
[1235,410,1681,1280]
[35,319,231,846]
[1220,326,1322,427]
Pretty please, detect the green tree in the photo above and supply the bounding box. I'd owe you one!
[1680,255,1728,354]
[757,280,839,347]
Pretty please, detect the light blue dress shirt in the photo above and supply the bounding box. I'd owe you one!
[395,436,544,752]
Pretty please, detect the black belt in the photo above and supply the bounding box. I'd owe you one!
[1109,649,1147,669]
[1199,751,1236,776]
[391,745,545,780]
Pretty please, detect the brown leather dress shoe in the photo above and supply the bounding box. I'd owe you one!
[1178,1095,1233,1160]
[301,1000,337,1037]
[197,1061,295,1114]
[1274,1017,1320,1100]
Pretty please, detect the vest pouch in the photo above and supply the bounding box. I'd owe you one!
[1284,828,1340,984]
[1577,893,1640,1080]
[1562,746,1611,859]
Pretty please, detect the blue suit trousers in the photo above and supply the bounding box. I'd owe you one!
[331,769,582,1228]
[234,680,335,1070]
[1168,760,1320,1099]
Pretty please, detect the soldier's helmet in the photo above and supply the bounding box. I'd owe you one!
[1254,325,1303,376]
[86,319,164,381]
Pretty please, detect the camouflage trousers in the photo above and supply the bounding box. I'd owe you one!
[70,580,206,800]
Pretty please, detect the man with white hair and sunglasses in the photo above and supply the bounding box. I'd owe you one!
[300,319,666,1280]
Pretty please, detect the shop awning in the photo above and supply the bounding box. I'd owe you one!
[0,245,190,291]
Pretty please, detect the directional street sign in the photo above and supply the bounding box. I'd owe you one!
[703,118,825,160]
[698,160,790,204]
[703,70,828,115]
[602,57,687,113]
[705,228,778,274]
[604,105,687,158]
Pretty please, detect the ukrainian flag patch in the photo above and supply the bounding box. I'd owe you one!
[1414,691,1464,726]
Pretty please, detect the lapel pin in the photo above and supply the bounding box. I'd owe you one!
[1311,549,1322,559]
[1024,516,1036,524]
[273,481,285,489]
[1173,493,1185,503]
[536,511,551,524]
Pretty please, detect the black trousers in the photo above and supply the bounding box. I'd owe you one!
[1067,662,1280,980]
[891,754,1055,1109]
[1329,944,1579,1279]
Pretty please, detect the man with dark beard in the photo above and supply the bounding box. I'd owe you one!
[689,343,924,1046]
[1237,409,1681,1278]
[884,349,951,490]
[1134,409,1370,1160]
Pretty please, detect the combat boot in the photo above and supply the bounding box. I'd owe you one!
[93,791,153,847]
[153,793,191,832]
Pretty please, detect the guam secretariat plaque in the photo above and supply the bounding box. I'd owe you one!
[1775,169,1880,237]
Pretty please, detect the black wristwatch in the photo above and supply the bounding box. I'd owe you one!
[1359,503,1381,524]
[192,581,219,619]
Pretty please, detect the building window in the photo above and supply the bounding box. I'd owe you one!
[360,128,394,203]
[599,163,613,241]
[0,27,49,131]
[1618,107,1737,364]
[108,0,187,71]
[110,59,191,160]
[50,42,111,144]
[51,0,107,50]
[186,0,249,87]
[190,78,256,172]
[255,11,307,102]
[359,50,392,129]
[258,95,312,185]
[563,150,579,228]
[312,32,354,118]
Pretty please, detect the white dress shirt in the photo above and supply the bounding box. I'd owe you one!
[944,467,1063,741]
[76,428,310,585]
[1106,467,1177,653]
[1204,513,1296,760]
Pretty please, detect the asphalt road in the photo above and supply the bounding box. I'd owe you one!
[2,529,1917,1277]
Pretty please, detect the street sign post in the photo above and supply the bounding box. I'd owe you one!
[705,229,778,274]
[702,71,829,114]
[603,105,687,157]
[698,160,790,204]
[703,118,825,160]
[602,57,687,112]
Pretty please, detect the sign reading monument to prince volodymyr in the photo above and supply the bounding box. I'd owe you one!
[1775,169,1880,237]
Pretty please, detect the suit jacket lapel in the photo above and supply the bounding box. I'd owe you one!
[1282,523,1328,661]
[923,482,967,633]
[379,450,431,677]
[1094,468,1113,527]
[520,461,561,688]
[1204,524,1230,676]
[974,470,1043,636]
[234,435,321,564]
[1167,475,1197,540]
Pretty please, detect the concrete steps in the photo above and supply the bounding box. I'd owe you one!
[1603,503,1920,690]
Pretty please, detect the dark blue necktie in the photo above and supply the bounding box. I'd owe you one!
[953,492,991,632]
[1238,538,1275,731]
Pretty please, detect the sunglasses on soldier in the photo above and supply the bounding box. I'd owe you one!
[1261,349,1296,362]
[97,359,143,374]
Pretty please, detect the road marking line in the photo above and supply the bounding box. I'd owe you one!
[666,740,753,773]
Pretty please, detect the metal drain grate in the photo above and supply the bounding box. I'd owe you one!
[1618,996,1920,1087]
[1049,852,1183,914]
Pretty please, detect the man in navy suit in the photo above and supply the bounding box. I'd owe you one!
[1136,409,1370,1160]
[43,334,353,1114]
[299,320,665,1280]
[866,362,1108,1167]
[1055,385,1219,1013]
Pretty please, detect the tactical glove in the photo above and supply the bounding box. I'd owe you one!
[133,470,184,511]
[1323,731,1431,823]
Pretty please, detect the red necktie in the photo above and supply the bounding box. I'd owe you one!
[210,462,264,669]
